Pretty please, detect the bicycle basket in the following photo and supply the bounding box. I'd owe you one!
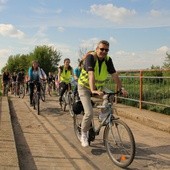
[72,101,84,115]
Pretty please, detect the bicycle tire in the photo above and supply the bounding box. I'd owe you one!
[61,93,67,111]
[48,83,52,96]
[37,93,40,115]
[19,85,25,99]
[40,86,45,102]
[68,93,74,117]
[103,119,135,168]
[73,113,83,142]
[33,93,36,110]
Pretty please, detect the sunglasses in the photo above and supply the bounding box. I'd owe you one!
[99,48,109,52]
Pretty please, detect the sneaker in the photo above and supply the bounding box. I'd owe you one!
[81,132,89,147]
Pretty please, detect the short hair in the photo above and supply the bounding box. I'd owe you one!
[97,40,109,47]
[64,58,70,63]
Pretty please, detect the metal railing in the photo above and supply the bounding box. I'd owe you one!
[106,69,170,114]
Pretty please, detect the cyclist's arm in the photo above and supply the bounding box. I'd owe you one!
[111,72,128,96]
[58,68,61,83]
[40,68,47,80]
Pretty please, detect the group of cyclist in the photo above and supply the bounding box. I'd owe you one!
[2,68,26,96]
[2,40,128,148]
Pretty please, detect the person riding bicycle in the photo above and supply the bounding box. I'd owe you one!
[47,72,55,91]
[16,69,25,95]
[73,60,83,100]
[58,58,73,105]
[2,68,10,96]
[78,40,128,147]
[28,60,47,106]
[11,72,17,94]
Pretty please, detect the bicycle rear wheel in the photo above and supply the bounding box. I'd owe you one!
[104,119,135,168]
[68,92,74,117]
[73,113,83,142]
[19,85,25,99]
[33,92,40,115]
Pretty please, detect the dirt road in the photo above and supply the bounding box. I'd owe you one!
[6,94,170,169]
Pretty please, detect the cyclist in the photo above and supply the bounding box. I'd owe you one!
[73,60,83,100]
[25,73,29,94]
[58,58,73,105]
[2,69,10,96]
[28,60,47,106]
[47,72,55,94]
[16,69,25,95]
[11,72,17,94]
[78,40,128,147]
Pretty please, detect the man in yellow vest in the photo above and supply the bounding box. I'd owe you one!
[78,40,128,147]
[58,58,73,105]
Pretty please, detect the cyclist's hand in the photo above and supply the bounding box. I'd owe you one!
[92,90,103,97]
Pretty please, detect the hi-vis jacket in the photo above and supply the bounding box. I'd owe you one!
[78,54,110,90]
[59,66,72,84]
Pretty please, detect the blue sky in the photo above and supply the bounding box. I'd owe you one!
[0,0,170,72]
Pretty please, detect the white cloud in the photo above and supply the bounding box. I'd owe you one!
[0,48,11,72]
[57,26,65,32]
[0,48,10,57]
[112,46,169,70]
[79,38,99,49]
[156,46,169,54]
[109,37,117,44]
[90,4,136,23]
[0,24,25,39]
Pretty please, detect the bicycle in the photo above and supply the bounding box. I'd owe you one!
[47,81,53,96]
[73,90,136,168]
[31,81,41,115]
[60,89,72,112]
[3,81,9,96]
[18,82,25,99]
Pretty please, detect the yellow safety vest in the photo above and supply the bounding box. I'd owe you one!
[60,66,72,84]
[78,55,109,90]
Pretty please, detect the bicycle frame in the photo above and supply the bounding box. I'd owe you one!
[73,91,136,168]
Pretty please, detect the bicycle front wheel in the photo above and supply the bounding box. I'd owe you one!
[104,119,135,168]
[40,86,45,102]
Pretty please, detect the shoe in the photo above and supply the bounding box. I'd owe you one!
[81,132,89,147]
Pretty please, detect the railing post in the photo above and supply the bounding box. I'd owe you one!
[139,70,143,109]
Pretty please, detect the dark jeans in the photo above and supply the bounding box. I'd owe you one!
[59,82,71,102]
[29,82,40,104]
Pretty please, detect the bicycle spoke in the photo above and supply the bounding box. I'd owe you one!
[104,120,135,168]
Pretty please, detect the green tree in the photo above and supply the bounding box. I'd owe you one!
[31,45,62,74]
[4,54,29,73]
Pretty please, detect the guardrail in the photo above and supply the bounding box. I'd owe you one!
[106,69,170,114]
